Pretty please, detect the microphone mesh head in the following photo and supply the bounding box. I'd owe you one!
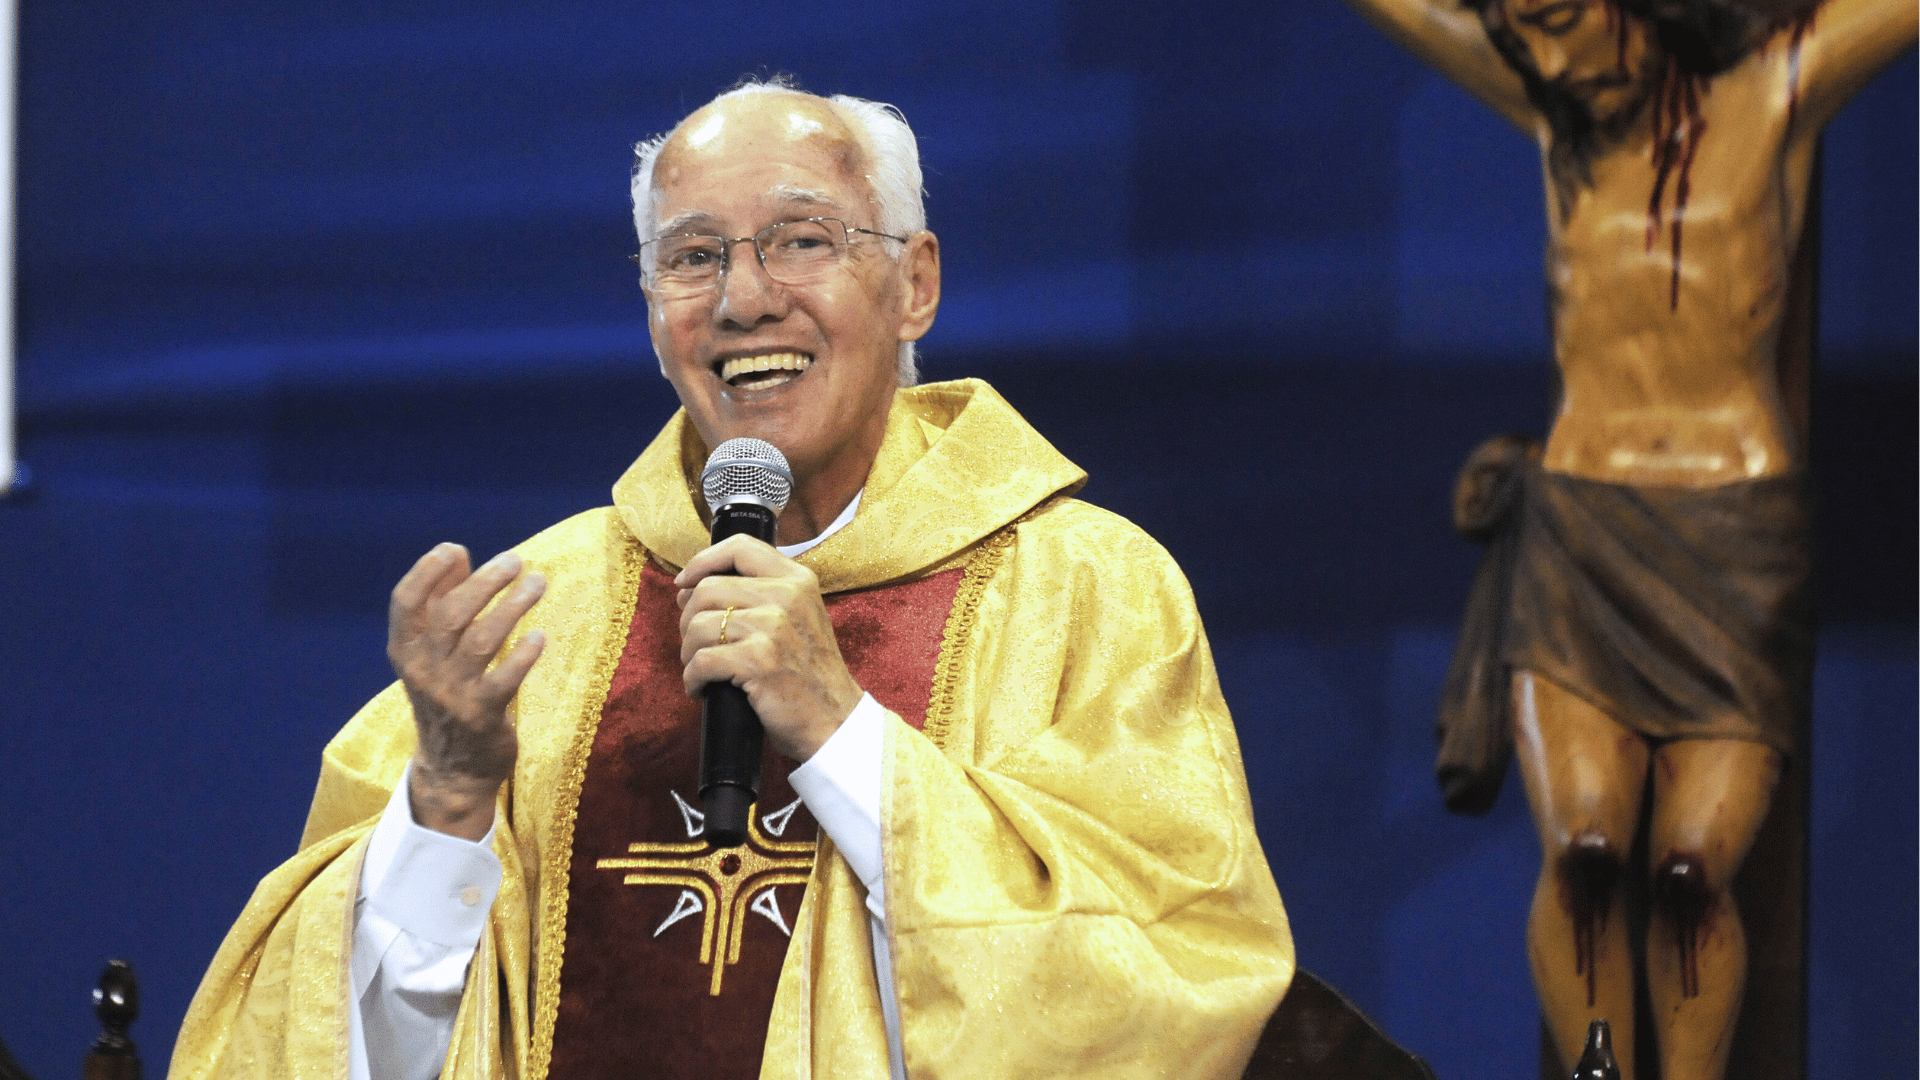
[701,438,793,514]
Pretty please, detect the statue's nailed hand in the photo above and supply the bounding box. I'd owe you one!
[388,543,547,840]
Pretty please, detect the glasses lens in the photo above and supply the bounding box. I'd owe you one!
[647,235,726,290]
[759,219,845,283]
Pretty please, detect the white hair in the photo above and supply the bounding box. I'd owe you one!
[631,77,928,385]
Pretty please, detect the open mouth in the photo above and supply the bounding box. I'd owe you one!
[716,351,813,391]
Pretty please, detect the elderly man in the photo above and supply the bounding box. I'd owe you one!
[173,80,1294,1080]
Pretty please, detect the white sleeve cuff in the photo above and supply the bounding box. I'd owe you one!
[359,763,505,949]
[789,693,887,911]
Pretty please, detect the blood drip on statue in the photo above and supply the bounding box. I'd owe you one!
[1645,55,1709,310]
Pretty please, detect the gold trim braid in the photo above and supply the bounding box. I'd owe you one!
[527,540,647,1079]
[924,520,1018,752]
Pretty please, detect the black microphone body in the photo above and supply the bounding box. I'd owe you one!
[695,437,793,849]
[699,501,778,847]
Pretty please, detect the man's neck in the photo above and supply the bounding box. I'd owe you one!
[777,490,861,557]
[775,434,884,545]
[776,474,867,546]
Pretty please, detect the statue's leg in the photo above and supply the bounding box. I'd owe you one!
[1645,737,1781,1080]
[1511,670,1647,1080]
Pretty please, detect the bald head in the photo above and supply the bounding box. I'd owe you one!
[665,91,862,177]
[649,92,872,236]
[632,81,926,245]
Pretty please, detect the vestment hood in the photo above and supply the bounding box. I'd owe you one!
[611,377,1087,592]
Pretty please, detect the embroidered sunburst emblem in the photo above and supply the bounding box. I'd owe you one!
[596,795,816,995]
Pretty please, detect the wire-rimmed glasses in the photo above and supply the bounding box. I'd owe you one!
[631,217,908,297]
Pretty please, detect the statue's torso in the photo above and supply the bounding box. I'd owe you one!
[1537,39,1819,487]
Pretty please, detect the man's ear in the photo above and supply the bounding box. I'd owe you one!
[897,230,941,342]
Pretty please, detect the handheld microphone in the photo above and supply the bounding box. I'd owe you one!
[697,438,793,848]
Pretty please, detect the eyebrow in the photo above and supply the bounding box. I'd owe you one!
[1513,0,1581,26]
[768,185,846,212]
[653,187,850,237]
[651,211,711,236]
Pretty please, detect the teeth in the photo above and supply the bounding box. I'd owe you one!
[720,352,813,383]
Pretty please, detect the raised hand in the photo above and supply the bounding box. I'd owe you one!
[673,534,863,762]
[388,543,547,839]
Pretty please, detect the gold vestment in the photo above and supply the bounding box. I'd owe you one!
[172,378,1294,1079]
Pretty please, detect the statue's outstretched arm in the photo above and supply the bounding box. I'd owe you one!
[1791,0,1918,134]
[1339,0,1537,132]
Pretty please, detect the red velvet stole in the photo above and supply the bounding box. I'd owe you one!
[546,559,965,1079]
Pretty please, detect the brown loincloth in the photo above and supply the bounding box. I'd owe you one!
[1434,435,1814,815]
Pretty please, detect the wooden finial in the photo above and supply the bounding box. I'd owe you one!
[82,960,139,1080]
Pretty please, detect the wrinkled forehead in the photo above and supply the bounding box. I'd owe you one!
[650,95,872,230]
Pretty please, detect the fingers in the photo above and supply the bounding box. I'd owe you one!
[681,637,761,697]
[390,543,471,646]
[672,537,822,669]
[676,535,791,645]
[673,533,794,601]
[393,545,539,649]
[670,568,823,692]
[385,544,547,809]
[478,628,548,710]
[459,570,547,670]
[678,600,761,666]
[678,577,745,642]
[668,536,859,761]
[675,537,815,616]
[388,544,548,695]
[435,552,535,638]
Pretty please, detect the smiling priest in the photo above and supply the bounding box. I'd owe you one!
[173,77,1294,1080]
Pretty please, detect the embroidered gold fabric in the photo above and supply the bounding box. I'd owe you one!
[171,378,1293,1080]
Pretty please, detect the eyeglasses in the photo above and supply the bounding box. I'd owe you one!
[632,217,908,296]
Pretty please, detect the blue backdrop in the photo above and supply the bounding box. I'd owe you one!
[2,3,1912,1078]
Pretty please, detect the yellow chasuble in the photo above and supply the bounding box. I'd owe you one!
[172,377,1294,1080]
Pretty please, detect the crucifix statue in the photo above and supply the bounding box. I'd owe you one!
[1335,0,1915,1076]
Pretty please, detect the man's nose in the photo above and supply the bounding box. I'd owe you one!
[1534,40,1571,81]
[714,239,789,328]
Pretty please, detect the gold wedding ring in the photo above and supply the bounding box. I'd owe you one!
[718,604,734,646]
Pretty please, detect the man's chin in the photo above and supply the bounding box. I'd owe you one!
[1588,83,1656,138]
[700,393,812,455]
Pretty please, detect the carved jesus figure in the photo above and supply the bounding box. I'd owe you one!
[1337,0,1914,1076]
